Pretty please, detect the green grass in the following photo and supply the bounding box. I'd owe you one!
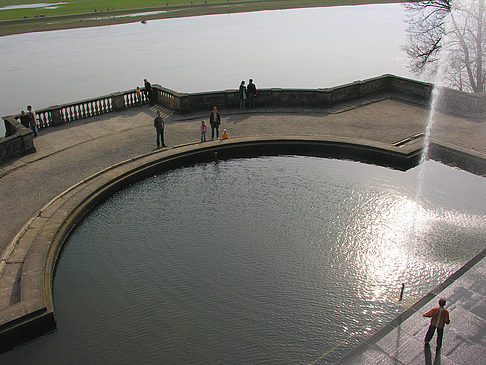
[0,0,200,20]
[0,0,403,35]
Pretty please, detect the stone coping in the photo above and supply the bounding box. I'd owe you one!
[0,135,484,352]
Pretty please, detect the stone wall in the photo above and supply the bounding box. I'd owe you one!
[437,87,486,119]
[0,117,35,164]
[2,74,484,163]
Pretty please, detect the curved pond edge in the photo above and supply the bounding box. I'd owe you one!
[0,136,484,353]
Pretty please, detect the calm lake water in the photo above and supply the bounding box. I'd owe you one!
[0,4,414,121]
[2,156,485,364]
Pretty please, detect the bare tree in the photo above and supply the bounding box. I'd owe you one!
[404,0,486,93]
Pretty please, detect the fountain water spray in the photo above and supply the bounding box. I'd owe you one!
[400,0,473,301]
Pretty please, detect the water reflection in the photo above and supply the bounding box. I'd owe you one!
[1,156,484,364]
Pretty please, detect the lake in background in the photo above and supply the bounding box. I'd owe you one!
[0,3,414,126]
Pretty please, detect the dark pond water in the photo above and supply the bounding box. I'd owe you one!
[2,156,486,364]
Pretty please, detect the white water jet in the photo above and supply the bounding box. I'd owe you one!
[401,0,473,300]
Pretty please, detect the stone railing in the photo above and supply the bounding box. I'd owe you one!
[0,117,35,164]
[175,74,433,112]
[2,75,485,163]
[28,88,150,129]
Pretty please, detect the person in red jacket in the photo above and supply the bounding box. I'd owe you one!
[423,298,450,349]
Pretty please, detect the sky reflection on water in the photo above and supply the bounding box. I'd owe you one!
[2,157,484,364]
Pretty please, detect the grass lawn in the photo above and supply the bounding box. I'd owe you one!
[0,0,403,35]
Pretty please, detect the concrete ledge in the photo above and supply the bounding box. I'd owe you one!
[0,136,484,352]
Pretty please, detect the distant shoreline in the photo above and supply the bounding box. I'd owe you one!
[0,0,403,36]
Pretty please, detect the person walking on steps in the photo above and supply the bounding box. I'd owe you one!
[423,298,450,349]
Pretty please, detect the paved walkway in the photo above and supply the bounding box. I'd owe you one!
[0,99,485,363]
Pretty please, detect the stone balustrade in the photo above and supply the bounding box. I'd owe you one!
[2,74,485,164]
[0,117,35,163]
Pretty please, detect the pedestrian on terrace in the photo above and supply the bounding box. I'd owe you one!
[209,106,221,139]
[19,110,30,128]
[247,79,257,108]
[27,105,38,137]
[136,86,142,106]
[144,78,153,105]
[154,110,166,149]
[239,80,246,109]
[200,120,207,142]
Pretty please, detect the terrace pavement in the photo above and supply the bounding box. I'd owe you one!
[0,98,485,363]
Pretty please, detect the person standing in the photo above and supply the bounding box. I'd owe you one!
[423,298,450,349]
[200,120,207,142]
[144,78,153,105]
[19,110,30,128]
[239,81,246,109]
[136,86,142,106]
[209,106,221,139]
[27,105,38,137]
[153,111,166,148]
[247,79,257,108]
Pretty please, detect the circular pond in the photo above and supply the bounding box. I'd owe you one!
[2,156,486,364]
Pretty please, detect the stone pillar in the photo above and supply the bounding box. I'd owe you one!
[225,90,238,108]
[174,93,190,113]
[271,88,282,107]
[21,129,36,154]
[152,84,162,105]
[111,92,125,111]
[317,89,332,107]
[48,106,63,126]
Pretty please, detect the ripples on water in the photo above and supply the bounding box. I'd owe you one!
[2,156,485,364]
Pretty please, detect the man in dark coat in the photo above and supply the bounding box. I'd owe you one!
[27,105,38,137]
[209,106,221,139]
[154,111,166,148]
[144,78,154,105]
[247,79,257,108]
[19,110,30,128]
